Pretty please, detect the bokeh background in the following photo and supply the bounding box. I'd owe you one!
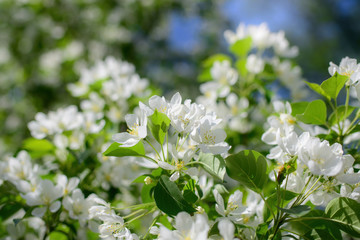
[1,0,360,153]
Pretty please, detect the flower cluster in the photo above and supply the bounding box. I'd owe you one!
[263,100,360,207]
[27,105,105,159]
[68,57,150,123]
[3,21,360,240]
[224,22,299,57]
[0,150,101,232]
[197,22,308,143]
[329,56,360,101]
[112,92,230,182]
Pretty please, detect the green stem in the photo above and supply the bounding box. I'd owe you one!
[344,85,350,121]
[145,139,162,161]
[281,173,290,208]
[143,214,160,239]
[177,133,190,153]
[300,179,327,204]
[114,202,156,211]
[166,132,169,162]
[141,155,158,164]
[123,209,145,219]
[260,192,276,221]
[344,110,360,135]
[126,207,156,225]
[161,140,166,163]
[331,99,342,135]
[275,171,282,223]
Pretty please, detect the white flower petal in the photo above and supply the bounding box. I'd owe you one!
[50,200,61,213]
[158,161,176,171]
[32,207,47,217]
[169,172,180,181]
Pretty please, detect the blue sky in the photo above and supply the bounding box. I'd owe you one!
[168,0,308,52]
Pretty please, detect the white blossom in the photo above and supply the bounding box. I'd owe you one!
[22,179,63,217]
[63,189,93,226]
[158,212,209,240]
[246,54,265,74]
[328,56,360,85]
[191,119,229,155]
[213,189,247,223]
[297,133,344,177]
[112,111,147,147]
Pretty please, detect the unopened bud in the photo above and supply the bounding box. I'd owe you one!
[144,176,153,185]
[196,206,205,214]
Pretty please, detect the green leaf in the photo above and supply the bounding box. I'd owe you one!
[328,105,356,126]
[198,68,212,82]
[256,222,270,240]
[280,205,311,216]
[290,210,342,240]
[263,190,298,222]
[148,110,171,145]
[198,153,226,181]
[229,37,252,57]
[296,99,327,125]
[290,102,308,116]
[183,180,198,204]
[23,138,55,152]
[305,228,342,240]
[202,54,232,68]
[305,81,331,100]
[153,175,196,216]
[141,183,156,203]
[49,231,68,240]
[132,174,149,183]
[325,197,360,237]
[226,150,268,193]
[235,59,247,77]
[103,141,145,157]
[0,202,23,221]
[320,72,349,99]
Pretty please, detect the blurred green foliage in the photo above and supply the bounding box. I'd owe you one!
[1,0,360,153]
[0,0,230,153]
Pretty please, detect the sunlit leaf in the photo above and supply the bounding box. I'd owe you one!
[226,150,268,193]
[229,37,252,57]
[320,72,349,99]
[148,109,171,145]
[198,153,226,181]
[296,99,327,125]
[153,176,196,216]
[103,141,145,157]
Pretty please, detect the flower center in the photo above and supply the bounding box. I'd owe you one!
[226,201,239,215]
[313,158,325,165]
[175,160,184,170]
[127,124,139,136]
[203,131,216,145]
[105,223,124,237]
[219,76,228,85]
[16,170,26,179]
[40,126,49,134]
[231,106,238,115]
